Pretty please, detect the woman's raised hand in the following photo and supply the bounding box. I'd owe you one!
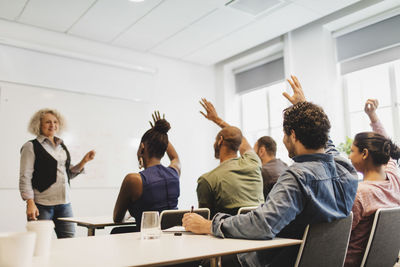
[364,99,379,123]
[150,111,165,127]
[364,99,379,115]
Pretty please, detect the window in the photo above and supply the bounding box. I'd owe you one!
[241,81,290,162]
[343,59,400,142]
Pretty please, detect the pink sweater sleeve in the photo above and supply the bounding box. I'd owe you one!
[370,120,398,175]
[370,120,388,138]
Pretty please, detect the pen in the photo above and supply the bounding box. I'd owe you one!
[191,205,194,213]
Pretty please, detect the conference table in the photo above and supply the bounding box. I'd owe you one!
[33,232,302,267]
[58,216,136,236]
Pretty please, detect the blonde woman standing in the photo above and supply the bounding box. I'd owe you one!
[19,109,95,238]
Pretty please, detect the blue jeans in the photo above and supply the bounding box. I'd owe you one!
[36,203,75,238]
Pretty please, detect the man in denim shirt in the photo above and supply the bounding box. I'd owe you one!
[183,76,358,267]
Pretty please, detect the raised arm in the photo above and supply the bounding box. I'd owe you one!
[283,75,340,156]
[166,142,181,175]
[363,99,399,174]
[74,150,96,172]
[282,75,306,105]
[364,99,388,137]
[199,98,252,155]
[149,111,181,175]
[69,150,96,178]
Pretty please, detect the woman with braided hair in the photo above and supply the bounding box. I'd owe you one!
[345,99,400,266]
[112,111,181,233]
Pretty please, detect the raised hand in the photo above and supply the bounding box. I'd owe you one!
[199,98,219,123]
[282,75,306,105]
[364,99,379,115]
[149,110,165,128]
[83,150,96,163]
[364,99,379,123]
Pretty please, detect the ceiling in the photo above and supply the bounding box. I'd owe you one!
[0,0,360,65]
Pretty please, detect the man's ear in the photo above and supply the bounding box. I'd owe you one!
[218,135,224,146]
[258,146,266,156]
[290,129,297,141]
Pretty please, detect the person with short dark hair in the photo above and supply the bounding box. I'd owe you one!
[183,76,358,267]
[196,98,264,218]
[344,99,400,267]
[112,111,181,233]
[254,136,288,198]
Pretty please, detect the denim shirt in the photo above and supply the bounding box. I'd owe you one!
[211,140,358,267]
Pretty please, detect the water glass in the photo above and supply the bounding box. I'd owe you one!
[140,211,161,240]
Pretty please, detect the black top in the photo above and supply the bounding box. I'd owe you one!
[30,139,71,192]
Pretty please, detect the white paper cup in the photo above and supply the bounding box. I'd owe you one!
[0,231,36,267]
[26,220,54,258]
[140,211,161,240]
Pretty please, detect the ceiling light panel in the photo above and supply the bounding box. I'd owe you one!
[184,3,319,65]
[226,0,286,16]
[18,0,96,32]
[68,0,163,43]
[112,0,219,51]
[151,8,253,59]
[0,0,27,20]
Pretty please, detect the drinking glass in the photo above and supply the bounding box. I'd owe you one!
[140,211,161,240]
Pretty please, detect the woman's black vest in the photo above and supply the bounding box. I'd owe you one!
[30,139,72,192]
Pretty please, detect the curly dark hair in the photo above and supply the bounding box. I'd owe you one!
[141,119,171,159]
[283,102,331,149]
[354,132,400,165]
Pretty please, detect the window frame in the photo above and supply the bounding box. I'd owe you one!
[342,60,400,142]
[239,80,289,162]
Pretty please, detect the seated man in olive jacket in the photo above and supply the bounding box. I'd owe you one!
[197,98,264,218]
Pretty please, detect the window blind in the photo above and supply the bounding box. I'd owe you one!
[235,57,284,94]
[336,14,400,74]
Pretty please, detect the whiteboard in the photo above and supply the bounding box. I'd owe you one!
[0,81,151,188]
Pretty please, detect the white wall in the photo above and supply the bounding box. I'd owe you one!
[286,23,345,142]
[215,17,347,150]
[0,20,217,236]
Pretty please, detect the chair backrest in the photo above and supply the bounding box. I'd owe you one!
[294,213,353,267]
[237,206,258,215]
[361,207,400,267]
[159,208,210,230]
